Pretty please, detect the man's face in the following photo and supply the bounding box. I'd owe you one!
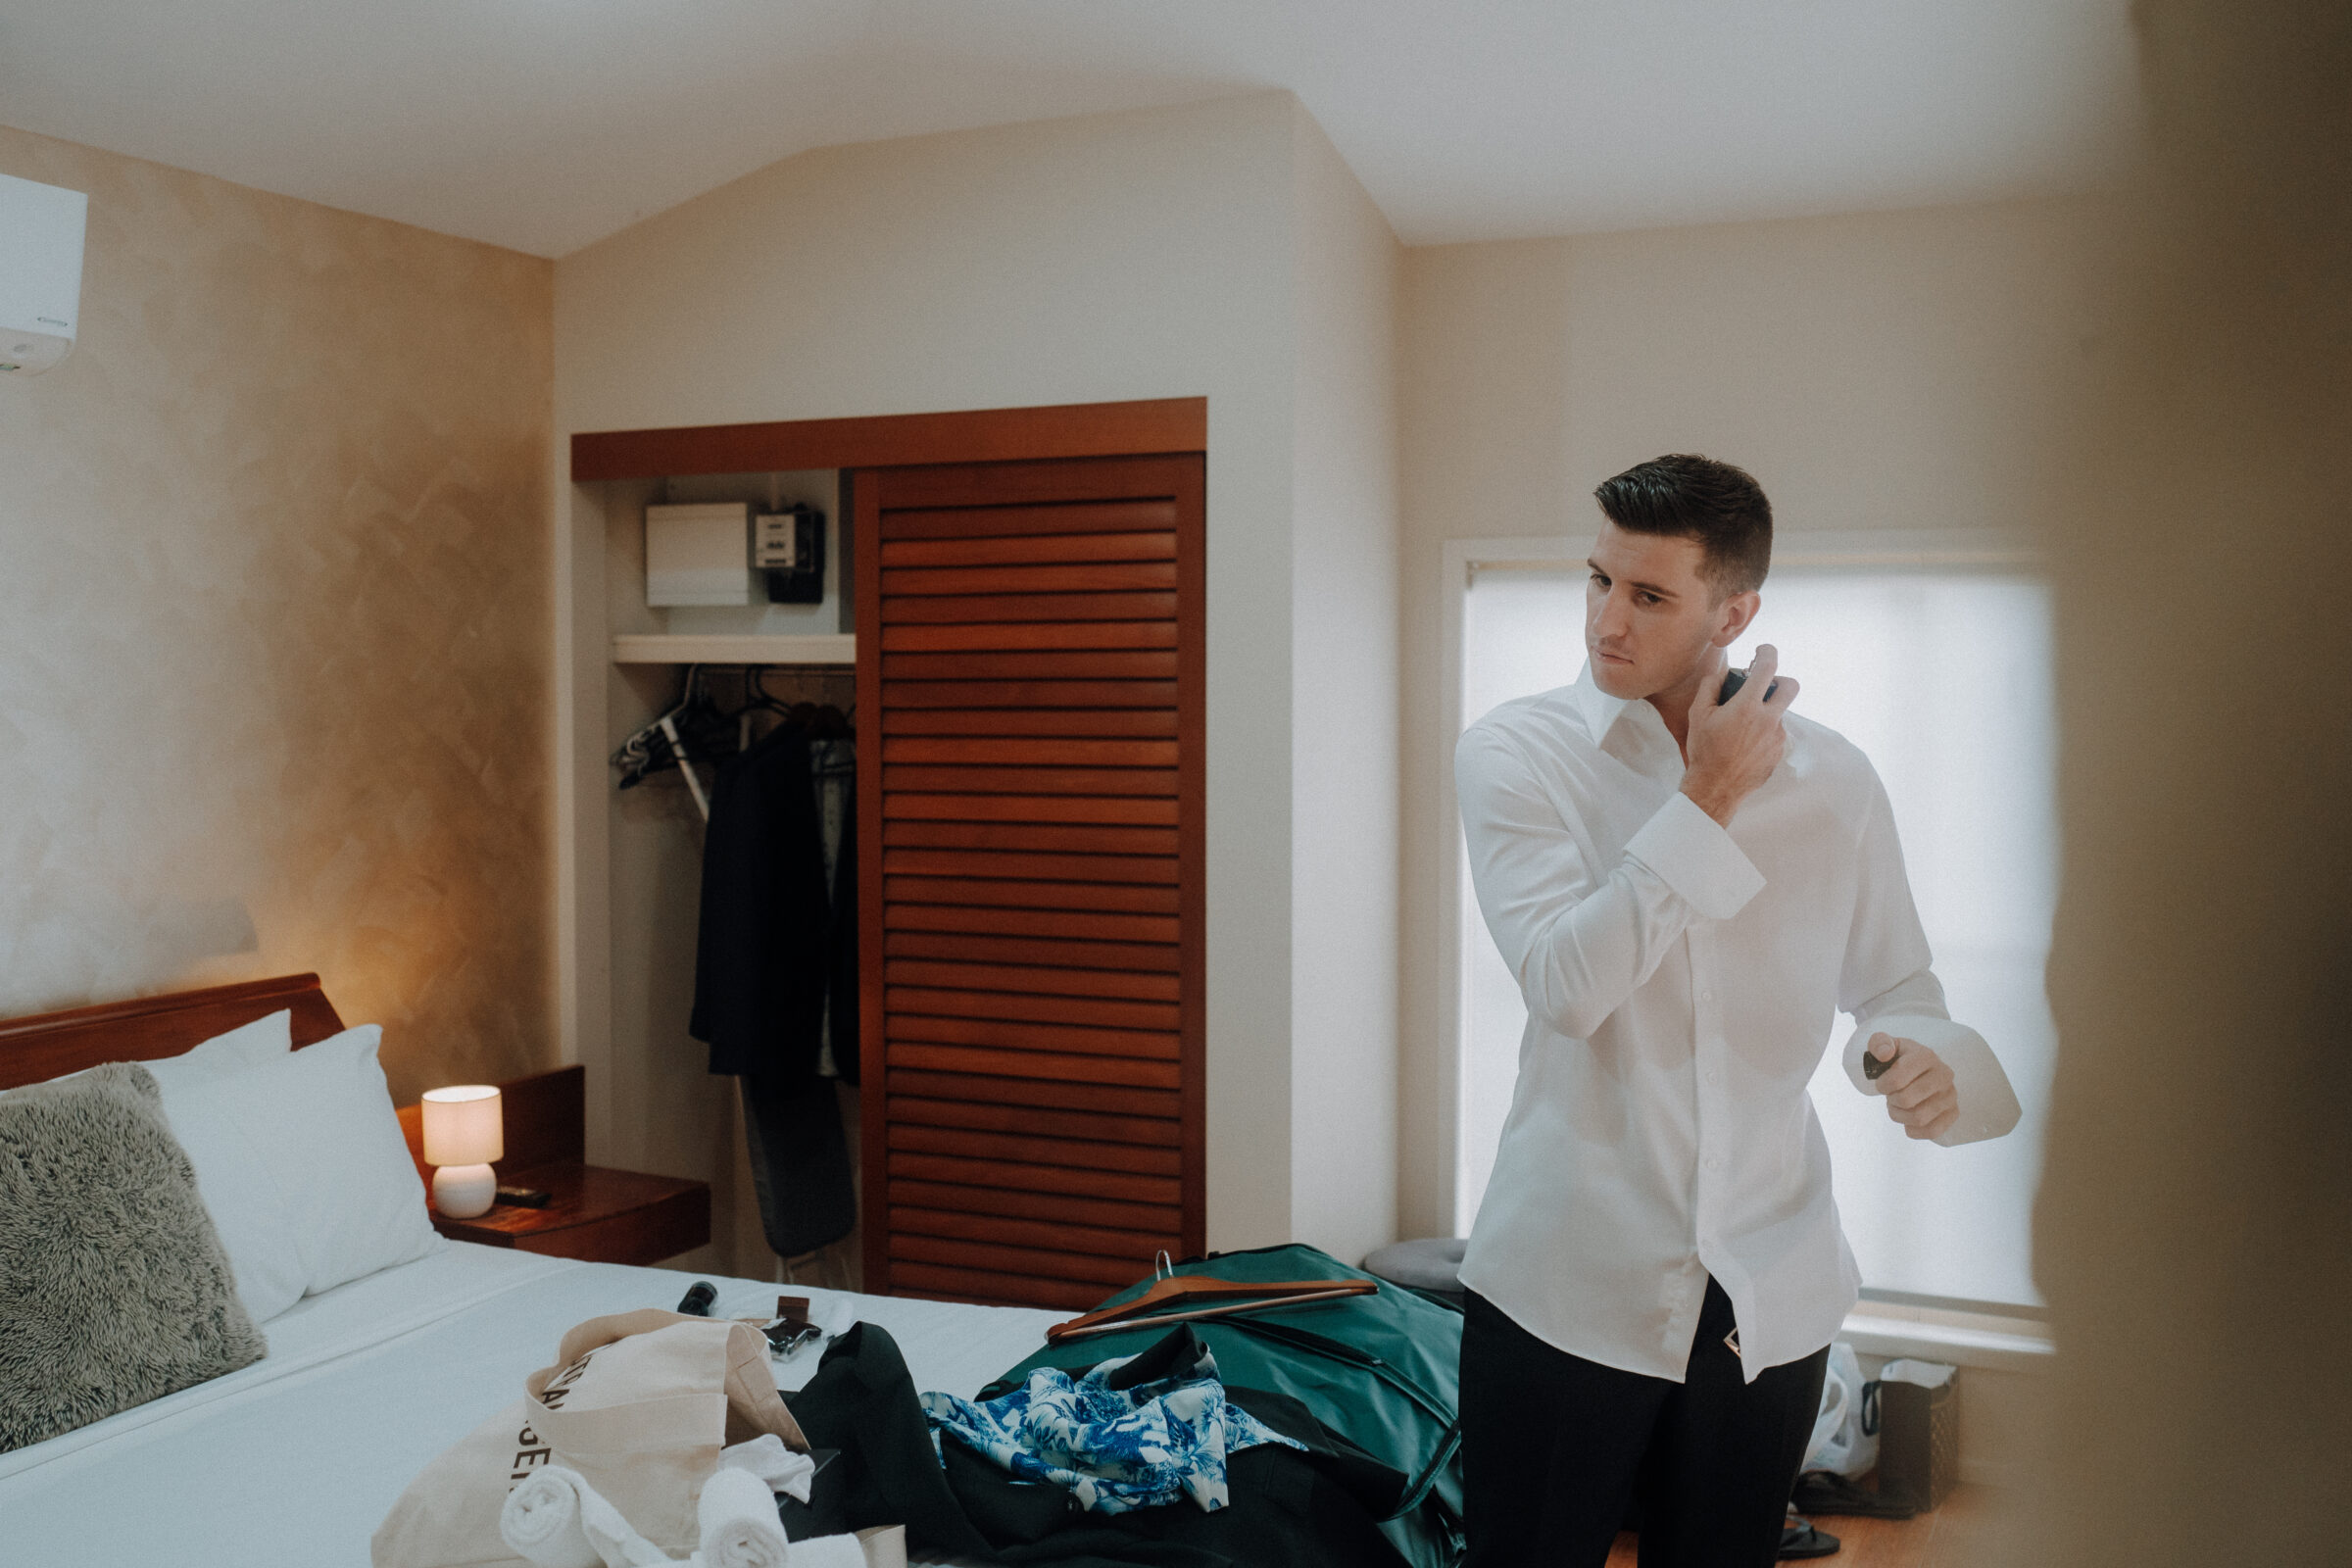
[1584,521,1755,701]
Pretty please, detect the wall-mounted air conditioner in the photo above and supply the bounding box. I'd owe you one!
[0,172,88,375]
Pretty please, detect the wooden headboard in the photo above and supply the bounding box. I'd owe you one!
[0,973,585,1181]
[0,973,347,1092]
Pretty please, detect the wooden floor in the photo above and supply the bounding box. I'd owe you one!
[1604,1486,1997,1567]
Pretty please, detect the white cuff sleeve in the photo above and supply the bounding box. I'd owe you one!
[1623,791,1766,922]
[1844,1012,2023,1147]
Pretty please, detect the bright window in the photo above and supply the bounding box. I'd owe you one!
[1456,561,2057,1309]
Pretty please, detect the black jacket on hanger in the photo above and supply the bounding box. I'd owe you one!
[689,719,858,1083]
[689,712,860,1257]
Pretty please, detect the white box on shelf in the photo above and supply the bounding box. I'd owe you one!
[645,502,754,606]
[0,172,88,376]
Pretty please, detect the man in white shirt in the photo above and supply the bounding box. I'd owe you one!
[1453,455,2020,1566]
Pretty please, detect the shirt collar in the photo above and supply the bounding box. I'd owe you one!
[1569,659,1638,739]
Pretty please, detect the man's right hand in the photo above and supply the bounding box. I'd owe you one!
[1681,644,1798,826]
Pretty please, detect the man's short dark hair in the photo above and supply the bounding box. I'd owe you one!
[1592,455,1772,598]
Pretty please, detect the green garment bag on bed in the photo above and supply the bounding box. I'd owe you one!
[982,1244,1466,1568]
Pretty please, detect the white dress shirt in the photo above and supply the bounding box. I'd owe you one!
[1455,662,2021,1383]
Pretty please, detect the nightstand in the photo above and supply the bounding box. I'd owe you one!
[427,1160,710,1265]
[398,1066,712,1266]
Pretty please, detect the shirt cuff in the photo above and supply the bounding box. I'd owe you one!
[1623,790,1766,921]
[1845,1012,2024,1147]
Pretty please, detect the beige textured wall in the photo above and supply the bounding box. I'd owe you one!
[1395,200,2107,1237]
[0,126,557,1102]
[2029,2,2352,1560]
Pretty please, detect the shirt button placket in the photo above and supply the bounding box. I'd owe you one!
[1692,935,1719,1246]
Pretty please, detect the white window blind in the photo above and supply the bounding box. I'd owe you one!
[1457,564,2057,1308]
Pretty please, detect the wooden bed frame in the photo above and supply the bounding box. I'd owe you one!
[0,972,347,1091]
[0,973,584,1180]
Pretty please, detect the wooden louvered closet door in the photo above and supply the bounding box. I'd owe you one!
[855,453,1204,1310]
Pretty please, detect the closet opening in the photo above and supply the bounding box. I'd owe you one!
[562,399,1205,1298]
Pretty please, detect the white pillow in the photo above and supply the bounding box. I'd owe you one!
[263,1025,444,1294]
[143,1008,292,1095]
[159,1062,309,1322]
[161,1024,442,1304]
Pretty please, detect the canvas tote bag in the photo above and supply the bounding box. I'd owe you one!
[373,1308,808,1568]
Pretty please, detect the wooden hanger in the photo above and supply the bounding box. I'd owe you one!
[1045,1254,1377,1345]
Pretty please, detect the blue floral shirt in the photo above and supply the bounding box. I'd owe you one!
[920,1342,1302,1514]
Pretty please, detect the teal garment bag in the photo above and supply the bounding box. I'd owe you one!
[982,1244,1466,1568]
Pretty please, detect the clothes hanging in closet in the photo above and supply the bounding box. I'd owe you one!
[689,707,858,1258]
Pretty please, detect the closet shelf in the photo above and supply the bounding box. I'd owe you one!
[611,633,856,665]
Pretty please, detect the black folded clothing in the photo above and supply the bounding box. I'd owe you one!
[1792,1469,1918,1519]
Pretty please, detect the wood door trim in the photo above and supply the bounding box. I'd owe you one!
[857,467,891,1297]
[571,398,1205,482]
[1173,455,1206,1256]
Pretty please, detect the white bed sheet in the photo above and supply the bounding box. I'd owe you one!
[0,1242,1063,1567]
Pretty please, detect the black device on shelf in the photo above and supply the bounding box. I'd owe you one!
[754,505,826,604]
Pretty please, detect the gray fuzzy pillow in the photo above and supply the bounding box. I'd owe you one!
[0,1061,266,1451]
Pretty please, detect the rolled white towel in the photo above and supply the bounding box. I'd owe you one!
[502,1466,672,1568]
[718,1433,816,1502]
[696,1463,790,1568]
[500,1469,603,1568]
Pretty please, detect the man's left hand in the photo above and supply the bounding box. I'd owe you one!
[1869,1034,1958,1141]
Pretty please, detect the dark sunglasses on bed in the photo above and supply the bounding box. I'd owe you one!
[762,1318,824,1357]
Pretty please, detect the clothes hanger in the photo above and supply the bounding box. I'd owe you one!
[656,708,711,820]
[807,701,853,741]
[722,666,800,753]
[740,666,801,718]
[1043,1253,1377,1345]
[611,665,722,816]
[612,678,691,785]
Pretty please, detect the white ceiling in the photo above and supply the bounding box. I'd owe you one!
[0,1,2140,259]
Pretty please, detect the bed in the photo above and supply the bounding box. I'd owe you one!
[0,973,1065,1567]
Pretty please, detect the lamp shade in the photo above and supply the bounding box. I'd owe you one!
[421,1085,503,1167]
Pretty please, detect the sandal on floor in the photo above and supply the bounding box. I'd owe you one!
[1779,1514,1841,1559]
[1793,1468,1919,1519]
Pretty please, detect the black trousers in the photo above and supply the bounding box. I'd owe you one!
[1458,1281,1828,1568]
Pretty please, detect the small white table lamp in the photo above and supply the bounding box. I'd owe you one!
[421,1085,503,1218]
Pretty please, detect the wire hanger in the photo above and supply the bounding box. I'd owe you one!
[611,662,857,818]
[1043,1269,1377,1345]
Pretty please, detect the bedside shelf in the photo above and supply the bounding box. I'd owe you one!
[430,1161,712,1266]
[612,633,856,665]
